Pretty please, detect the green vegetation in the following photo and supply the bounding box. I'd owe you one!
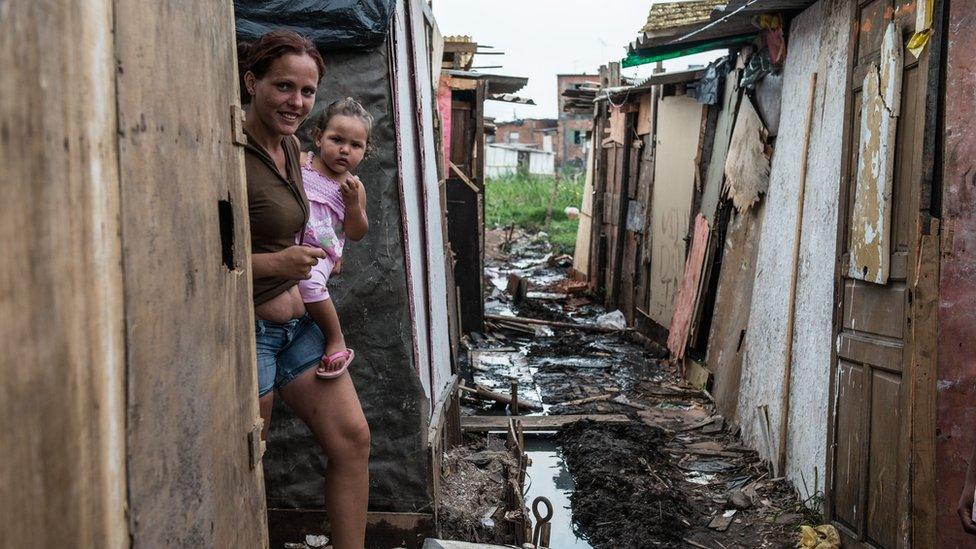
[485,172,585,255]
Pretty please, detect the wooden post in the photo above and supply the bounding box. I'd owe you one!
[777,73,818,476]
[510,380,520,415]
[544,171,561,232]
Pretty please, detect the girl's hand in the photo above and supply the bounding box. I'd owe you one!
[275,245,326,280]
[340,175,363,207]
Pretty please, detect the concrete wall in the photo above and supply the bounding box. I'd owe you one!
[736,0,852,500]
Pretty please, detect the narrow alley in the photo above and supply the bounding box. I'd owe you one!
[4,0,974,548]
[436,228,818,548]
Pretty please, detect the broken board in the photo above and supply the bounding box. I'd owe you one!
[460,414,630,433]
[848,22,902,285]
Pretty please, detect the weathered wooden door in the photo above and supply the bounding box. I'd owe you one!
[827,1,934,546]
[115,1,268,545]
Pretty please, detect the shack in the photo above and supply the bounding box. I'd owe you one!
[573,0,953,546]
[235,1,461,545]
[485,143,555,177]
[2,0,463,547]
[439,38,529,335]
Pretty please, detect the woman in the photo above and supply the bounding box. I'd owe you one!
[240,30,370,549]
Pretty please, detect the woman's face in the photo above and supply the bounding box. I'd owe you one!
[245,53,319,138]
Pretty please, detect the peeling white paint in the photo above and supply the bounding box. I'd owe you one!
[848,22,903,284]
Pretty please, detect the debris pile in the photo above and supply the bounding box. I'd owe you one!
[437,444,521,544]
[557,420,696,546]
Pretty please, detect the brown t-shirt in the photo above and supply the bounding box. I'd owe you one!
[244,130,309,306]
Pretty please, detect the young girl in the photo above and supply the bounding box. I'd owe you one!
[298,98,371,378]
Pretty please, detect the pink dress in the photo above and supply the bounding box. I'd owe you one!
[297,152,346,303]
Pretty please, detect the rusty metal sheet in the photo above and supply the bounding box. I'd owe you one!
[723,97,769,213]
[937,1,976,544]
[848,22,902,285]
[667,214,710,360]
[626,200,646,232]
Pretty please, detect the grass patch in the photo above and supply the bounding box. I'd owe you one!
[485,172,584,255]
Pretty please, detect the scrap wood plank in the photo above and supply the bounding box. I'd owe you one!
[667,214,710,360]
[723,96,770,213]
[849,21,902,284]
[460,414,630,432]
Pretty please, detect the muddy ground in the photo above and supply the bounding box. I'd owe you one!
[441,229,817,549]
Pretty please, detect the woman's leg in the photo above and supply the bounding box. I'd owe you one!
[259,393,274,440]
[280,368,370,549]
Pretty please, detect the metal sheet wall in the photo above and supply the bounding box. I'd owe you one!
[937,0,976,544]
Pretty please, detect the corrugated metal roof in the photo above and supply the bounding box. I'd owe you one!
[628,0,817,57]
[642,0,727,34]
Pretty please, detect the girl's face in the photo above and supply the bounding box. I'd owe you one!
[315,114,368,176]
[245,53,319,138]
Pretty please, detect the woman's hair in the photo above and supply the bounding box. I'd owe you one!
[238,30,325,104]
[310,97,375,155]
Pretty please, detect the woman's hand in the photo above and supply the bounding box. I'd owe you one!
[960,440,976,535]
[253,246,326,280]
[958,487,976,535]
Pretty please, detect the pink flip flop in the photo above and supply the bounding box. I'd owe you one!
[316,348,355,379]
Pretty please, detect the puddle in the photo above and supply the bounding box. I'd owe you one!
[523,435,592,549]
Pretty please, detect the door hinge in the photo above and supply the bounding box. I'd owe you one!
[231,104,247,146]
[248,418,265,469]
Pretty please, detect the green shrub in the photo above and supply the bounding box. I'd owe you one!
[485,173,584,255]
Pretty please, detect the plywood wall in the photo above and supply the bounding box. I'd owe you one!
[647,95,703,327]
[2,1,268,546]
[735,0,851,497]
[0,2,127,546]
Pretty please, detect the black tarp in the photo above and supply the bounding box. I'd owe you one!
[235,0,396,50]
[263,44,433,514]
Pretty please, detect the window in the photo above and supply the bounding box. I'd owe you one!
[508,131,519,143]
[573,130,582,145]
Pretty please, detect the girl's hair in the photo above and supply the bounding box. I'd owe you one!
[310,97,375,156]
[238,30,325,104]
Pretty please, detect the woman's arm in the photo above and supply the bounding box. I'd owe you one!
[342,175,369,242]
[958,439,976,535]
[252,246,327,280]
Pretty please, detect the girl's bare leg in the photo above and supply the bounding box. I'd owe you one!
[280,369,370,549]
[305,298,351,373]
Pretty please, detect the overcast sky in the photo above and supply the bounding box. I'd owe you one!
[431,0,723,122]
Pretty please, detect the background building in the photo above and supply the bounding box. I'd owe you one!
[556,73,599,170]
[492,118,557,150]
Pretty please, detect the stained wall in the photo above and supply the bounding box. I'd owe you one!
[735,0,852,499]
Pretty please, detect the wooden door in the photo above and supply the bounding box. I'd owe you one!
[115,1,268,545]
[647,94,703,328]
[827,1,932,546]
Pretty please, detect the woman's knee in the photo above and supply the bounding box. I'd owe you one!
[327,417,371,462]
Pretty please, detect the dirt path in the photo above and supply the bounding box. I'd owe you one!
[450,229,816,548]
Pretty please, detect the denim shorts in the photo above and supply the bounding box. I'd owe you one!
[255,314,325,397]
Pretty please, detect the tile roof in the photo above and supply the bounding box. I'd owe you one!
[642,0,726,34]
